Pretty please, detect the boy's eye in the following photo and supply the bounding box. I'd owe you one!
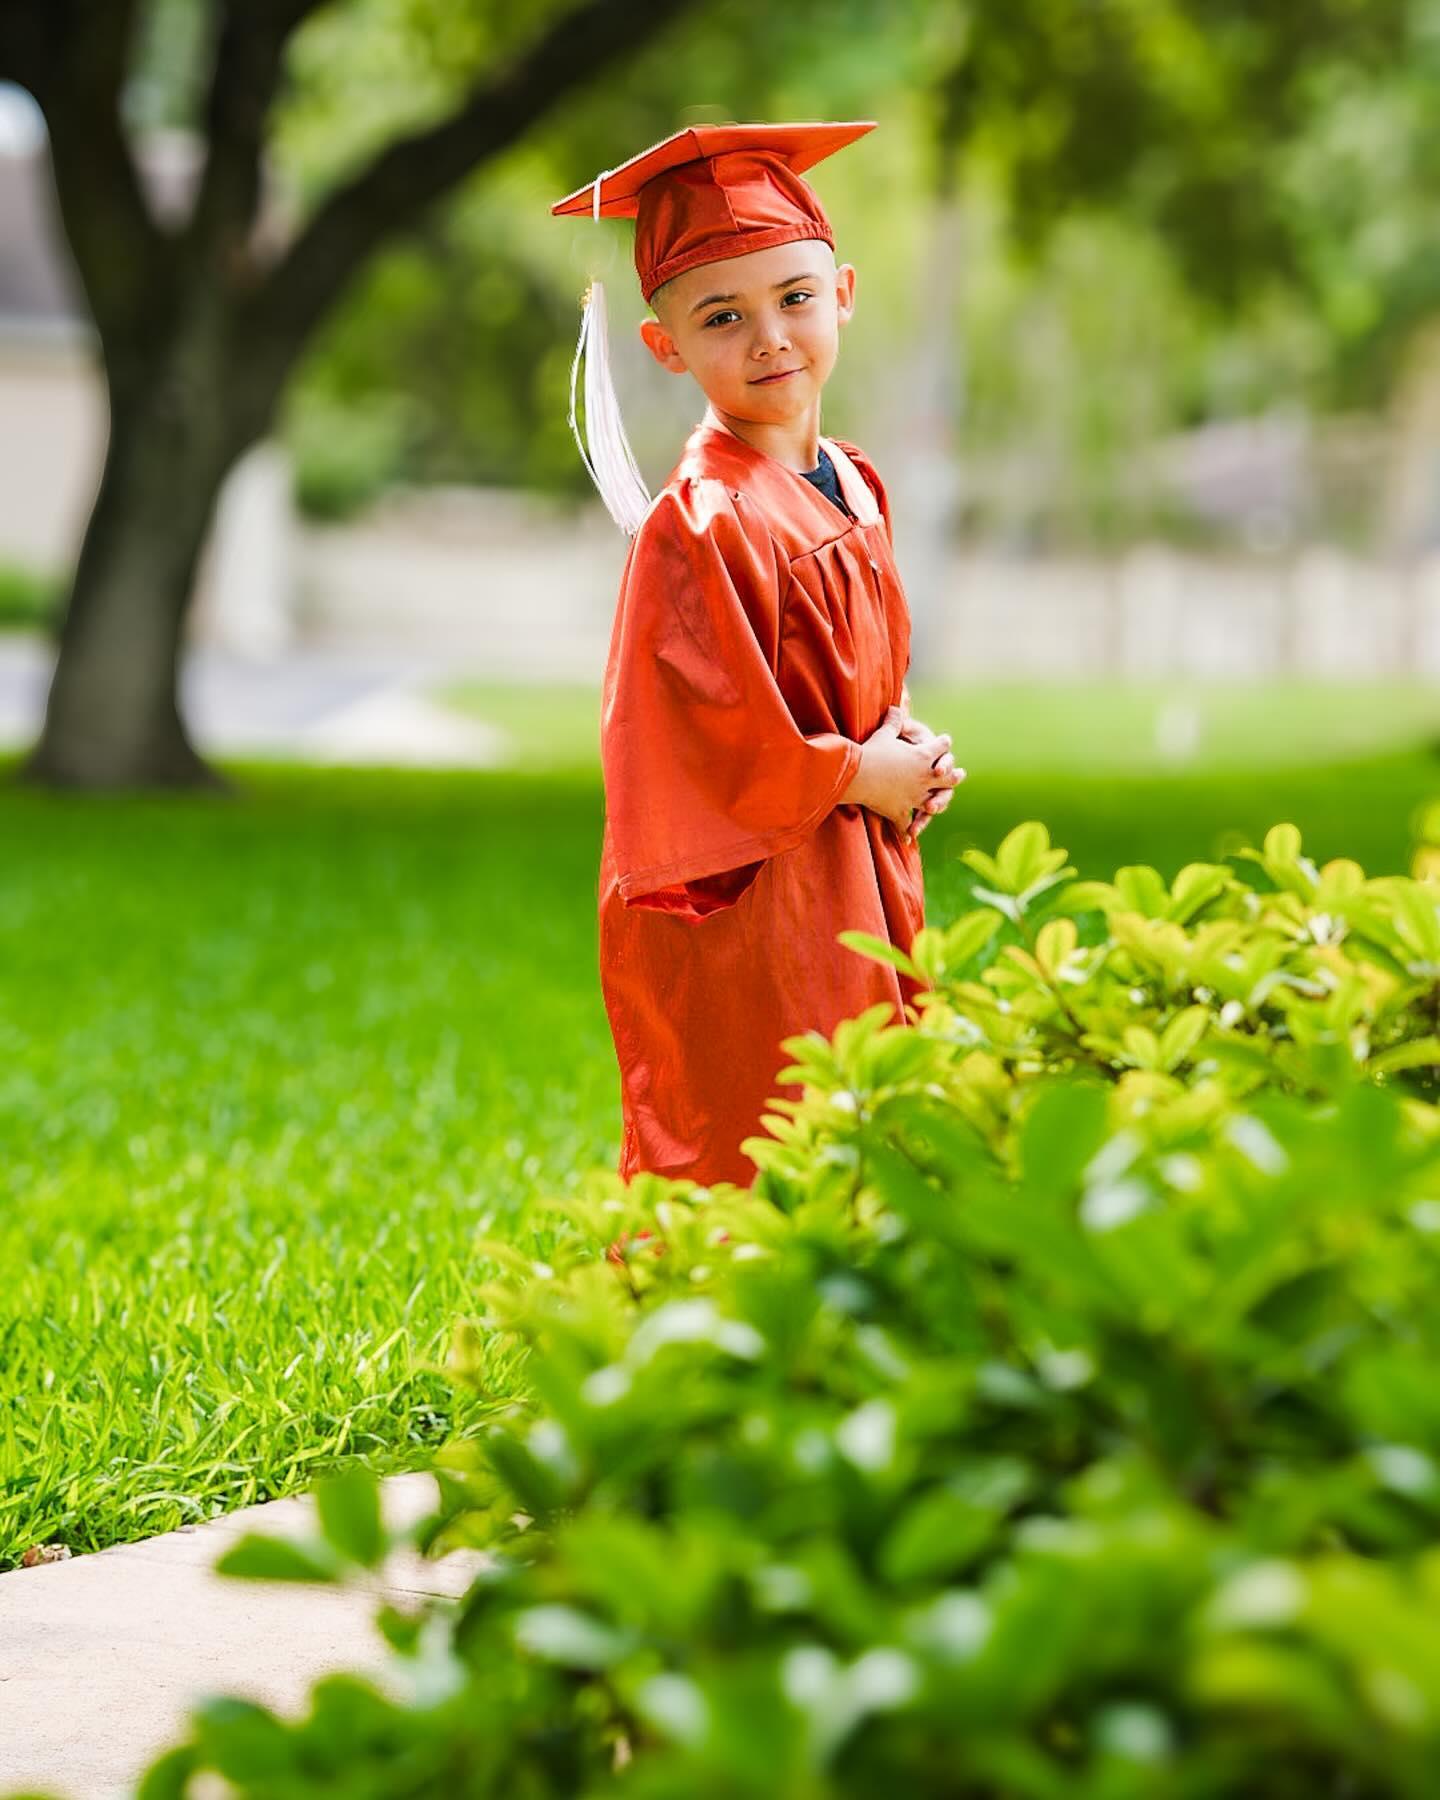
[703,290,812,329]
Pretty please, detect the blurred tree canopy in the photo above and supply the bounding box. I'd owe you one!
[215,0,1438,532]
[954,0,1440,409]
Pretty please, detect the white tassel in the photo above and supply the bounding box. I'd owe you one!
[567,277,653,537]
[566,165,652,537]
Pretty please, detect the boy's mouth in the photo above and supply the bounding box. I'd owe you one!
[750,368,802,385]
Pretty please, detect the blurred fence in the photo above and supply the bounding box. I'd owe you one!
[294,489,1440,681]
[933,546,1440,679]
[294,489,621,680]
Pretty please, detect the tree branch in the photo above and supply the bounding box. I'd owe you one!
[244,0,699,375]
[186,0,331,268]
[0,0,67,96]
[23,0,168,349]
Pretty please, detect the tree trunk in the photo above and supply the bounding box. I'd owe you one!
[19,346,246,790]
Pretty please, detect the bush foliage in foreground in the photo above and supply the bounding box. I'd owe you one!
[118,821,1440,1800]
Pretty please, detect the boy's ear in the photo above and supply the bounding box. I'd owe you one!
[639,316,688,374]
[835,262,856,326]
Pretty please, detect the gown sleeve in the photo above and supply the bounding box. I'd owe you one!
[602,476,863,921]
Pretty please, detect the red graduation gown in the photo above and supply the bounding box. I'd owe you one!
[598,404,926,1188]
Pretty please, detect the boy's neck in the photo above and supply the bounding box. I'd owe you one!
[703,396,824,473]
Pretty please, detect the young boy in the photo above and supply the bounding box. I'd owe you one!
[551,121,963,1189]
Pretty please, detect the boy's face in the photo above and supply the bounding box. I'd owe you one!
[638,239,855,423]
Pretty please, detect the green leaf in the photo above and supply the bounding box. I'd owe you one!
[1317,859,1366,898]
[305,1673,404,1750]
[961,847,1004,885]
[1389,885,1440,963]
[514,1604,633,1669]
[865,1030,942,1088]
[1017,867,1078,912]
[1059,879,1119,913]
[1114,866,1170,917]
[314,1463,385,1569]
[1167,863,1232,923]
[213,1532,343,1584]
[996,822,1053,893]
[484,1427,571,1517]
[944,912,1004,964]
[1017,1082,1111,1200]
[375,1601,426,1654]
[1190,1638,1360,1740]
[135,1745,201,1800]
[1121,1026,1161,1070]
[190,1696,296,1781]
[1370,1037,1440,1074]
[836,930,920,980]
[1158,1006,1209,1072]
[1035,916,1079,975]
[881,1461,1031,1583]
[871,1093,988,1182]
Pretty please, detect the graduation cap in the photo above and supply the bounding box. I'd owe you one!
[550,121,876,535]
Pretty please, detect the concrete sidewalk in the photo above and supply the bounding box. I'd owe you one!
[0,1471,487,1800]
[0,637,511,769]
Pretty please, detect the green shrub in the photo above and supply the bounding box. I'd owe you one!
[767,816,1440,1192]
[120,822,1440,1800]
[286,392,415,521]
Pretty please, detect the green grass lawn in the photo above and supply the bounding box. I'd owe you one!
[443,677,1440,778]
[0,764,617,1568]
[3,683,1439,1569]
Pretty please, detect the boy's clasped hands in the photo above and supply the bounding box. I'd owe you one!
[842,700,965,846]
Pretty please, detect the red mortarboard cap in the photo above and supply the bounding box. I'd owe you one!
[551,120,875,303]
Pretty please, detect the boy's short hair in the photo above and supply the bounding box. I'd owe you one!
[648,273,678,322]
